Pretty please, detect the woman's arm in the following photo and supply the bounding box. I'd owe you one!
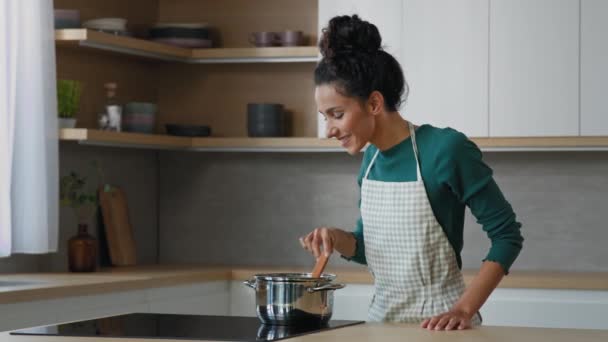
[425,131,523,330]
[422,261,504,330]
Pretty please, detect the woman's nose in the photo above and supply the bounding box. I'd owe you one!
[326,125,338,138]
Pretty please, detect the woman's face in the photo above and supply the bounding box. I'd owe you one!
[315,84,375,155]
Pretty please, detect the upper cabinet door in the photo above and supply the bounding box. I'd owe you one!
[581,0,608,136]
[489,0,579,137]
[318,0,403,60]
[401,0,489,137]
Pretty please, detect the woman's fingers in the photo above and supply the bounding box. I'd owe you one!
[425,315,441,330]
[300,227,334,258]
[320,228,334,256]
[434,315,451,330]
[298,236,307,250]
[445,317,460,330]
[311,229,322,257]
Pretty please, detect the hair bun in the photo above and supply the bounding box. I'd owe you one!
[319,15,382,58]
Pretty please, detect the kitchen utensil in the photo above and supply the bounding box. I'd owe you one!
[83,18,127,32]
[243,272,345,326]
[154,22,209,29]
[54,9,80,29]
[249,31,279,47]
[277,30,304,46]
[151,37,212,48]
[123,102,157,134]
[98,186,137,266]
[247,103,287,137]
[166,124,211,137]
[149,27,210,39]
[311,254,329,278]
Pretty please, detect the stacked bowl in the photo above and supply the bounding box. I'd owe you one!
[54,9,80,29]
[247,103,288,137]
[83,18,129,36]
[122,102,157,134]
[149,23,212,48]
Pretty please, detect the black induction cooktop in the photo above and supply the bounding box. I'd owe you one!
[11,313,365,341]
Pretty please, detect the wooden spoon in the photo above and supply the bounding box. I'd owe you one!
[311,254,329,278]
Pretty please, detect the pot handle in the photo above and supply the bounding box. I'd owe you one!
[243,278,256,290]
[307,283,345,293]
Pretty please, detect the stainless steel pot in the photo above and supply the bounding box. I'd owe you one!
[243,272,345,326]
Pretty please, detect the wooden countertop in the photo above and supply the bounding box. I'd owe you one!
[2,322,608,342]
[1,264,607,305]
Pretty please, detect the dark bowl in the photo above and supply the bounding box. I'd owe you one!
[165,124,211,137]
[149,27,210,39]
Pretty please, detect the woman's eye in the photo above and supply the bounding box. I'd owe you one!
[334,112,344,119]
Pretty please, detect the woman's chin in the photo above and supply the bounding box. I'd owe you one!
[344,143,364,155]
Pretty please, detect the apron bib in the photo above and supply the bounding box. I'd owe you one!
[361,122,481,324]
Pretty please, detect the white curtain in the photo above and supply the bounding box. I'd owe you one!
[0,0,58,257]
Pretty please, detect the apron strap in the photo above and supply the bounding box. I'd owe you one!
[364,149,380,180]
[408,122,422,181]
[365,122,421,181]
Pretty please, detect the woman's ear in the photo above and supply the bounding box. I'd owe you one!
[367,91,385,116]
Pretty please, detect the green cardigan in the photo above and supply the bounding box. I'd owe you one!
[347,124,523,274]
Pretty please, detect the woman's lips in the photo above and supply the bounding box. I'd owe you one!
[339,135,351,147]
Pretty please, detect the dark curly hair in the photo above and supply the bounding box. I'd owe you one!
[314,15,407,112]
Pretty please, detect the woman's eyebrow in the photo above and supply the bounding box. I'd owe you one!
[321,106,341,115]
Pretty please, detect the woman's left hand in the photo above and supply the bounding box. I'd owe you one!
[420,310,472,331]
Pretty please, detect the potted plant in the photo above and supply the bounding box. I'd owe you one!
[57,79,82,128]
[60,170,98,272]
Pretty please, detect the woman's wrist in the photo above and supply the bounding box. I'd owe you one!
[330,228,356,258]
[450,303,475,320]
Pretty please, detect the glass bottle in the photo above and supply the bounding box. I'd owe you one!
[98,82,122,131]
[68,223,97,272]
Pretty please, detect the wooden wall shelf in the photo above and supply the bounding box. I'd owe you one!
[60,129,341,152]
[55,29,320,63]
[60,129,608,152]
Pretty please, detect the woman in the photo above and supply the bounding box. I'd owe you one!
[299,15,523,331]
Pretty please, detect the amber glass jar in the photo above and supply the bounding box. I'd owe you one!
[68,224,97,272]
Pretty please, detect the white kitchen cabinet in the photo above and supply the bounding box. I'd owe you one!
[230,280,608,330]
[401,0,489,137]
[229,280,257,317]
[318,0,403,59]
[489,0,579,137]
[317,0,403,137]
[581,0,608,135]
[481,288,608,330]
[0,282,231,333]
[146,281,230,316]
[0,289,149,332]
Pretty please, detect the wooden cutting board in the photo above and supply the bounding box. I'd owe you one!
[98,186,137,266]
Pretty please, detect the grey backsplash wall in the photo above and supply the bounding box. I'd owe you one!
[159,151,608,272]
[3,148,606,273]
[41,143,159,272]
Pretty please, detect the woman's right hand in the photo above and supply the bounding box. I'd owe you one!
[299,227,337,258]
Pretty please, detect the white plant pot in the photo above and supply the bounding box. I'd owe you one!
[58,118,77,129]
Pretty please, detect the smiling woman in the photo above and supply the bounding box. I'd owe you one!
[300,14,523,331]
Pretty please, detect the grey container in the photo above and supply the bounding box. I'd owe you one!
[247,103,286,137]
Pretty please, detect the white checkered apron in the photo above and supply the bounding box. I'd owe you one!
[361,122,481,324]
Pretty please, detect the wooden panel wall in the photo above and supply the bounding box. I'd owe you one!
[55,0,319,136]
[54,0,160,129]
[56,49,159,129]
[156,62,317,137]
[158,0,318,48]
[55,0,159,37]
[157,0,319,137]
